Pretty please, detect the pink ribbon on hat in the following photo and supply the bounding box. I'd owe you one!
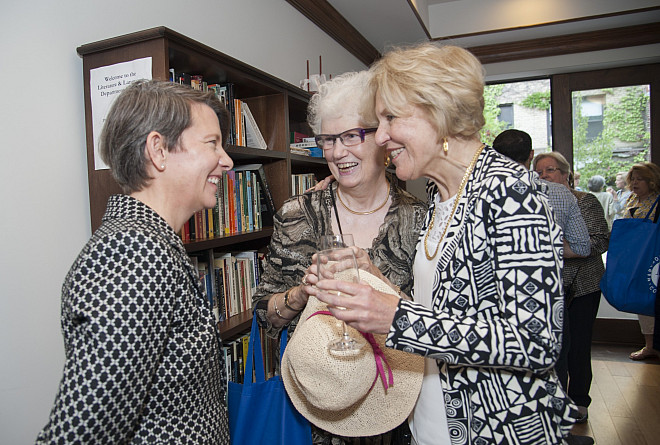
[308,310,394,390]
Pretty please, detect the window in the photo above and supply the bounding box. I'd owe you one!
[497,104,514,128]
[483,79,551,151]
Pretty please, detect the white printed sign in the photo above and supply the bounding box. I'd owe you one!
[90,57,152,170]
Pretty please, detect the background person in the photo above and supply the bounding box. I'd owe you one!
[312,43,578,445]
[607,171,632,220]
[623,162,660,361]
[252,70,427,445]
[574,171,584,191]
[587,174,616,230]
[36,80,234,444]
[492,129,590,258]
[533,152,609,429]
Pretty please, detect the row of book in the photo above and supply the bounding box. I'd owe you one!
[292,173,318,196]
[290,131,323,157]
[181,164,276,242]
[193,249,265,323]
[170,70,267,150]
[222,329,278,384]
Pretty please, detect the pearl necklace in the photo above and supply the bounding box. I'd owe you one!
[424,144,485,260]
[336,182,391,215]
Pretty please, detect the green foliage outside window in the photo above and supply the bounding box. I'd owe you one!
[480,84,509,146]
[521,91,551,110]
[572,86,649,184]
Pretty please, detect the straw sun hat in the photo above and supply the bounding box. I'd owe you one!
[281,269,424,437]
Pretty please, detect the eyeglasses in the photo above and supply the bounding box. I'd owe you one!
[314,128,377,150]
[535,166,562,176]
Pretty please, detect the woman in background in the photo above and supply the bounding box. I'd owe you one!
[608,170,632,220]
[37,80,233,444]
[624,162,660,361]
[252,70,427,444]
[587,174,615,230]
[533,152,609,429]
[312,43,578,445]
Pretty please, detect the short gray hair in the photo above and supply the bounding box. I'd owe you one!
[99,79,229,194]
[587,175,606,192]
[307,71,377,135]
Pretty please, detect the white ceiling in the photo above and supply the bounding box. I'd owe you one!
[326,0,660,79]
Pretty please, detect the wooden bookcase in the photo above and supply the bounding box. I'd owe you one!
[77,27,327,342]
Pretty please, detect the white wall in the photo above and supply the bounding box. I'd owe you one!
[0,1,365,442]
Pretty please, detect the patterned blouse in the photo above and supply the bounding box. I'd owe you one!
[252,182,427,445]
[36,195,229,444]
[625,192,660,220]
[386,147,578,445]
[253,181,428,339]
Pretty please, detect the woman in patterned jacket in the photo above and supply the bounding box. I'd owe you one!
[312,43,578,444]
[533,152,609,432]
[253,70,427,445]
[37,80,234,444]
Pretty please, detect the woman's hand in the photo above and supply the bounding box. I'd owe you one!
[351,247,386,280]
[267,264,316,328]
[305,175,335,193]
[312,278,399,334]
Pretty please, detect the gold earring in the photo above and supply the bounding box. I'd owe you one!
[384,156,389,167]
[443,138,449,153]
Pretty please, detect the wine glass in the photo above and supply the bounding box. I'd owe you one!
[317,245,365,355]
[319,234,354,250]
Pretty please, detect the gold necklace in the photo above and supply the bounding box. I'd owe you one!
[424,144,485,260]
[337,182,391,215]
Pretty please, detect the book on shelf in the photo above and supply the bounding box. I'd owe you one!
[179,168,266,242]
[242,102,268,149]
[215,253,229,318]
[290,141,317,149]
[233,164,276,226]
[290,147,311,156]
[292,173,317,195]
[221,325,276,383]
[171,74,270,151]
[290,131,310,143]
[210,250,262,321]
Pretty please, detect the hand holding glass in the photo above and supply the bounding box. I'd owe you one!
[317,246,364,355]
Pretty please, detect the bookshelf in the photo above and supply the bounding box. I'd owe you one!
[77,27,327,342]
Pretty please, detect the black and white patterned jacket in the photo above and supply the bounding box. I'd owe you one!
[37,195,229,444]
[386,147,577,445]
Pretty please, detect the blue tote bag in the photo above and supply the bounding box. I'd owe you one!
[228,316,311,445]
[600,195,660,316]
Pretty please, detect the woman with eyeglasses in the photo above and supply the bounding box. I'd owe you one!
[533,151,609,429]
[252,70,427,445]
[312,43,579,445]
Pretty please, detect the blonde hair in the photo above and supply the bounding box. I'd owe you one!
[307,71,377,135]
[366,43,485,143]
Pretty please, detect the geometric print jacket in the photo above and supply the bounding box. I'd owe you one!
[563,190,609,301]
[385,147,578,444]
[36,195,229,444]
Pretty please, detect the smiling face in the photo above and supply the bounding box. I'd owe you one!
[373,96,440,183]
[321,115,385,191]
[534,156,569,187]
[168,102,233,215]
